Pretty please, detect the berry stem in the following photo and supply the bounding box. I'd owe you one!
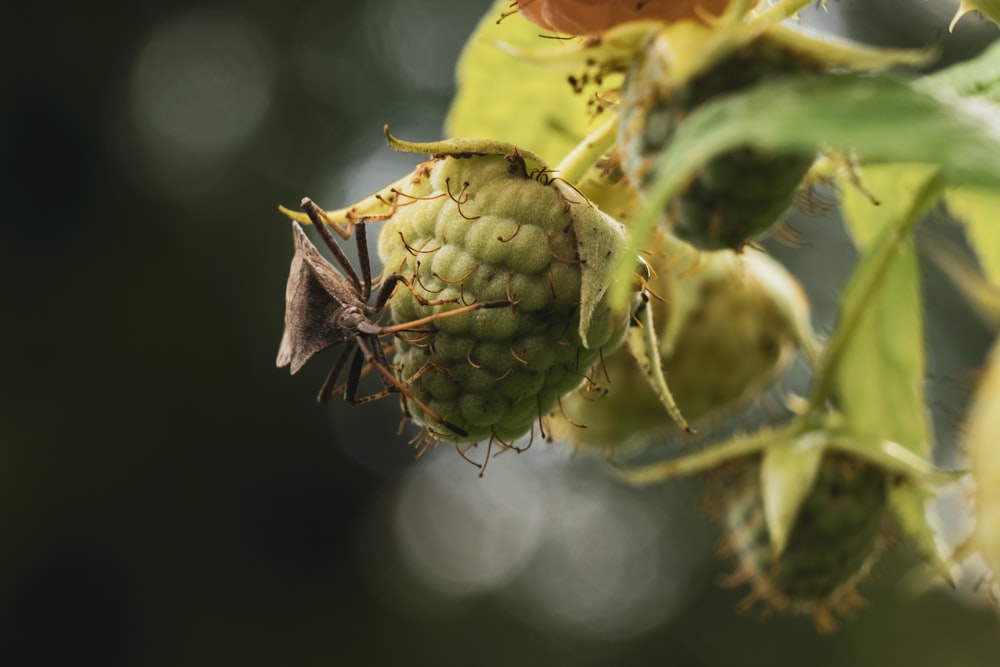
[554,115,619,186]
[613,424,781,485]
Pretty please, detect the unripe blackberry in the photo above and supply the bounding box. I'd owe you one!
[553,230,817,451]
[715,451,890,631]
[618,414,958,630]
[618,27,823,250]
[377,137,632,445]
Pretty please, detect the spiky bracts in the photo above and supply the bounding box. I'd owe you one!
[714,452,890,632]
[618,419,959,631]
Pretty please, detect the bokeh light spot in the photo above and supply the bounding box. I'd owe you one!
[393,449,549,596]
[364,0,485,93]
[389,444,709,641]
[129,11,274,163]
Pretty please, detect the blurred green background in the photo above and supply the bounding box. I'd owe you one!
[4,0,1000,665]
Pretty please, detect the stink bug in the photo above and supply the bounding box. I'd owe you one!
[277,197,509,437]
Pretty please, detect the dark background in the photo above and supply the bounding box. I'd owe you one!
[4,1,1000,665]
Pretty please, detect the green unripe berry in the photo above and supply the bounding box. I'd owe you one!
[554,230,817,451]
[715,452,889,632]
[377,140,632,445]
[617,27,823,250]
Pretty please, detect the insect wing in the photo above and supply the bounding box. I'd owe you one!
[277,222,363,374]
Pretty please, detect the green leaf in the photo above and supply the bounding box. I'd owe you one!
[612,71,1000,305]
[920,39,1000,102]
[919,232,1000,327]
[841,164,942,249]
[826,169,941,458]
[950,0,1000,31]
[965,338,1000,582]
[445,0,602,165]
[944,186,1000,287]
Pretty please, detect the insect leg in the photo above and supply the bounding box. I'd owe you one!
[372,273,407,313]
[354,334,469,437]
[301,197,362,293]
[316,343,358,403]
[371,300,511,336]
[353,222,374,302]
[342,346,368,404]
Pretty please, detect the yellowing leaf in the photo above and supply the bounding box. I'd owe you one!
[446,0,602,165]
[841,164,942,249]
[945,186,1000,287]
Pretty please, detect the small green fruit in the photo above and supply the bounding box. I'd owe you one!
[617,26,822,250]
[715,451,889,632]
[377,135,633,446]
[554,230,817,451]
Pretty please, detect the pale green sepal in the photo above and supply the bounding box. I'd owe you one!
[571,198,628,349]
[890,484,957,587]
[825,434,966,488]
[761,430,826,557]
[740,249,824,368]
[625,299,692,433]
[384,126,547,173]
[278,168,430,229]
[963,338,1000,583]
[950,0,1000,31]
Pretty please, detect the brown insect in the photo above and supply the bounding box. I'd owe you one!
[277,197,506,437]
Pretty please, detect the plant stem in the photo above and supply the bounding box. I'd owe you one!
[555,115,619,185]
[613,425,786,485]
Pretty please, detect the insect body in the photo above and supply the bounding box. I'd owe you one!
[276,197,507,436]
